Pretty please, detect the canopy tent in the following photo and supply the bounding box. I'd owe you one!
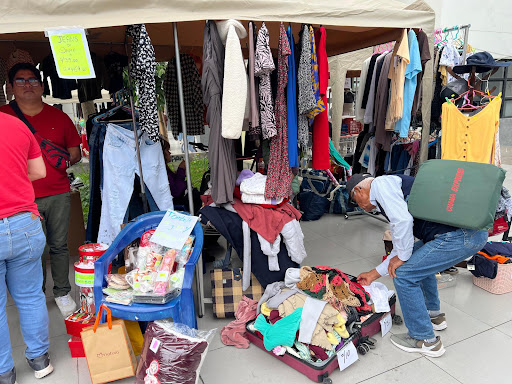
[0,0,435,315]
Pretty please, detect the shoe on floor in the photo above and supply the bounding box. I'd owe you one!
[430,313,448,331]
[27,352,54,379]
[55,293,77,317]
[390,333,445,358]
[0,367,16,384]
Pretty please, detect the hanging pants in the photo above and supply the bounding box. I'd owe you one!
[98,123,173,244]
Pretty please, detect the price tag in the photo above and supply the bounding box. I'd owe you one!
[337,341,358,372]
[380,312,393,337]
[467,264,475,271]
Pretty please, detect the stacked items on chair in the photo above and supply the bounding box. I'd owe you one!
[66,243,109,358]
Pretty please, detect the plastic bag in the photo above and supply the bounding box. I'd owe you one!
[103,288,134,305]
[135,321,215,384]
[106,274,130,290]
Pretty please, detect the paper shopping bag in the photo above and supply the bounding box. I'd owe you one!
[113,317,144,356]
[81,305,137,384]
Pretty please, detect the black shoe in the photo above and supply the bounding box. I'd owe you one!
[0,367,16,384]
[27,352,54,379]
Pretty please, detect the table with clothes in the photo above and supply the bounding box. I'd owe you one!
[220,265,395,364]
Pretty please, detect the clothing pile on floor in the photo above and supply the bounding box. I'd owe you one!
[468,242,512,279]
[220,266,394,363]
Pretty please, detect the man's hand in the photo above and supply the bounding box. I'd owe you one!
[357,269,380,285]
[388,256,405,278]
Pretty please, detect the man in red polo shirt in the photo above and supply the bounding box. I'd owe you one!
[0,111,54,383]
[0,62,82,317]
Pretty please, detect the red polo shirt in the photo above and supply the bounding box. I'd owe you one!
[0,112,42,218]
[0,103,82,198]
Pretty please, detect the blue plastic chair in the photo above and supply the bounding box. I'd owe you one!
[93,211,203,329]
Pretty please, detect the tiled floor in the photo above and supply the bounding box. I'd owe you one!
[6,165,512,383]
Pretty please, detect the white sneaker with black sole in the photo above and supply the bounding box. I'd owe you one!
[27,353,54,379]
[55,293,77,317]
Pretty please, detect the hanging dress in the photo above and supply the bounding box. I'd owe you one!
[287,25,299,168]
[202,21,238,204]
[126,24,160,142]
[297,25,317,148]
[264,23,293,200]
[312,26,330,170]
[248,21,261,140]
[255,22,277,140]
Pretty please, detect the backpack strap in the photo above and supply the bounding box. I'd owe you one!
[9,100,37,134]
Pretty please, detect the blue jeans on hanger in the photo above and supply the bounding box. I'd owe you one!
[393,229,488,340]
[0,213,49,375]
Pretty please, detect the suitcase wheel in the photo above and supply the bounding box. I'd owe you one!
[323,379,333,384]
[393,315,403,325]
[344,215,349,219]
[357,343,370,355]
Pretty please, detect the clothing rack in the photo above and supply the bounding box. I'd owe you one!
[434,24,471,63]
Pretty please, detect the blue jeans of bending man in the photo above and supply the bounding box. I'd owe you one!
[393,228,488,340]
[0,213,49,375]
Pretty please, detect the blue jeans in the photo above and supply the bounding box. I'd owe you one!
[393,228,488,340]
[0,213,49,375]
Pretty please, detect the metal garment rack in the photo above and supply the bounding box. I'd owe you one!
[419,24,471,163]
[171,23,206,317]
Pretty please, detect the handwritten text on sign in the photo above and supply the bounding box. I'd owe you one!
[150,210,198,250]
[380,312,393,337]
[47,28,95,79]
[337,341,358,372]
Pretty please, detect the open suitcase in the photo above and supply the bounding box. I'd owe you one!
[246,294,400,383]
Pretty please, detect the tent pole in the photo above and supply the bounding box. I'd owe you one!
[173,22,205,318]
[125,33,149,213]
[172,23,195,215]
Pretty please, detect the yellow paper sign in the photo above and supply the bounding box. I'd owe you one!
[47,28,95,79]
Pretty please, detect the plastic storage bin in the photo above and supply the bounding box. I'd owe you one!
[473,263,512,294]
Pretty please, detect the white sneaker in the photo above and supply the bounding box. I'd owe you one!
[55,294,77,317]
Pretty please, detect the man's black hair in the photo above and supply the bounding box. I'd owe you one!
[8,62,42,85]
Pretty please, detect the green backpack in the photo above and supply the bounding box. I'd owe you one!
[408,160,506,230]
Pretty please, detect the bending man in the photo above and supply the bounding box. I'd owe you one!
[347,174,487,357]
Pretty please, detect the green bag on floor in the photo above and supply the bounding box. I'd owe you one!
[408,160,506,230]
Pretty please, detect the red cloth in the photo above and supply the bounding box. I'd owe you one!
[232,198,301,243]
[0,104,81,198]
[221,296,259,349]
[0,112,41,218]
[268,310,282,324]
[312,27,330,170]
[308,344,329,361]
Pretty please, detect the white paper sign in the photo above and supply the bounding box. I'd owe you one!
[467,264,475,271]
[337,341,358,372]
[380,312,393,337]
[150,210,198,250]
[47,28,96,79]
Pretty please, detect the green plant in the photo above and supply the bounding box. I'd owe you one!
[75,170,90,225]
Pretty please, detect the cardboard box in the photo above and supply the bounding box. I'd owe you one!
[65,310,96,338]
[68,336,86,358]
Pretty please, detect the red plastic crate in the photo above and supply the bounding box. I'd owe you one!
[65,310,96,338]
[68,336,85,358]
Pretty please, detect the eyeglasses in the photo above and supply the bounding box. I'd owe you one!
[14,78,40,87]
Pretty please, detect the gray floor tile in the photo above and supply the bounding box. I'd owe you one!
[389,300,491,347]
[358,357,461,384]
[196,307,232,352]
[305,237,362,265]
[437,270,512,327]
[495,320,512,337]
[427,329,512,383]
[7,296,69,350]
[11,334,78,384]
